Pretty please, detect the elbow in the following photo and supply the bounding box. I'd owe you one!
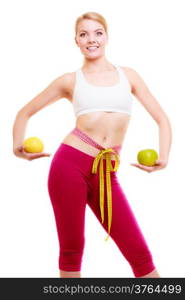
[158,115,171,126]
[17,107,32,118]
[157,111,171,126]
[158,115,173,133]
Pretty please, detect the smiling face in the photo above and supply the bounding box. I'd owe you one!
[75,19,108,59]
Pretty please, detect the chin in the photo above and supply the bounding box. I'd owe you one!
[84,51,104,59]
[86,55,102,61]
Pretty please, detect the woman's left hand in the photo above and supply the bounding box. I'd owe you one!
[130,159,168,173]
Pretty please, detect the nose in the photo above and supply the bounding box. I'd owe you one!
[87,34,96,43]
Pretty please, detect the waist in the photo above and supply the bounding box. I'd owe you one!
[63,130,122,160]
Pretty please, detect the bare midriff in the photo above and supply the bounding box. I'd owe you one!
[62,111,131,160]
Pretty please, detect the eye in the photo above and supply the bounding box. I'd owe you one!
[80,33,85,37]
[97,31,103,35]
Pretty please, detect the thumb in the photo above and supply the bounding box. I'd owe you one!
[155,159,162,164]
[18,146,24,151]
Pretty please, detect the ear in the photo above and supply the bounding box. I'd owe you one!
[75,36,79,47]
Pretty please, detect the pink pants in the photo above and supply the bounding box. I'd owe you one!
[47,128,156,277]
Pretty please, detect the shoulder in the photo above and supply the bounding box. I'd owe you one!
[58,71,75,91]
[55,71,76,98]
[120,66,142,93]
[120,66,139,77]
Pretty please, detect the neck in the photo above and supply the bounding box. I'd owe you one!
[82,56,114,73]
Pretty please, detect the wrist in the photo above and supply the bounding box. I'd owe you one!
[159,157,168,167]
[13,145,23,153]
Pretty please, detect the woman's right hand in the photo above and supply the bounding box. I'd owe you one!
[13,146,51,160]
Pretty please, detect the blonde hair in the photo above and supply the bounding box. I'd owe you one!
[75,11,108,37]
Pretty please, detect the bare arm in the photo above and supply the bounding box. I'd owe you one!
[124,67,172,170]
[13,73,71,158]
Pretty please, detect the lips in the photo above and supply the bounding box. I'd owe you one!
[86,46,99,50]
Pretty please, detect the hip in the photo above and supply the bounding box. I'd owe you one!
[62,130,122,160]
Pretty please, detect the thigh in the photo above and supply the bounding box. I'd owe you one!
[47,151,88,250]
[88,174,152,256]
[111,178,151,254]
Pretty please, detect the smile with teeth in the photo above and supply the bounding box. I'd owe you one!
[87,46,99,51]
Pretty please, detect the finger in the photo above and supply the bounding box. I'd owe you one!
[38,153,51,156]
[130,163,155,172]
[130,163,149,169]
[131,162,164,173]
[29,154,51,160]
[29,155,46,160]
[130,164,147,171]
[23,151,51,157]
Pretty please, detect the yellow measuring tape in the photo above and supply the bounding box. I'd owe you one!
[91,148,120,241]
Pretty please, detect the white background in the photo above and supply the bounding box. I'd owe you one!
[0,0,184,278]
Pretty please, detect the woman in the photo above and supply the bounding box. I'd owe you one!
[13,12,172,278]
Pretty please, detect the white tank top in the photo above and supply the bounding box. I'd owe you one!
[72,64,133,117]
